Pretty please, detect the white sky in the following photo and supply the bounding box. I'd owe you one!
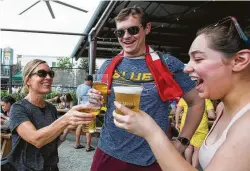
[0,0,101,63]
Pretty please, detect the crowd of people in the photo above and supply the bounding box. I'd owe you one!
[1,5,250,171]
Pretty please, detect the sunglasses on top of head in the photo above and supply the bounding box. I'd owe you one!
[114,25,143,38]
[214,16,250,48]
[31,70,55,78]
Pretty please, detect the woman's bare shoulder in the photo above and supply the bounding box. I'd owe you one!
[227,110,250,139]
[206,111,250,171]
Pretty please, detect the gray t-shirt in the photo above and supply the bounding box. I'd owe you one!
[97,54,195,166]
[9,99,59,170]
[76,84,91,104]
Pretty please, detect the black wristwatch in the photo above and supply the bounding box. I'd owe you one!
[177,136,190,146]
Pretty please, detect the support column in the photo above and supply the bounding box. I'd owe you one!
[88,30,97,75]
[9,65,13,94]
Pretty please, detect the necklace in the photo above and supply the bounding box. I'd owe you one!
[122,51,158,58]
[139,50,157,57]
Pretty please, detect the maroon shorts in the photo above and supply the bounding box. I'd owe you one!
[91,147,162,171]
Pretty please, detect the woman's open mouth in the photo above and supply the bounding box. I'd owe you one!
[191,77,204,90]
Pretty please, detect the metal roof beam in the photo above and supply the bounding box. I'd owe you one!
[0,28,87,36]
[96,41,184,50]
[154,1,206,8]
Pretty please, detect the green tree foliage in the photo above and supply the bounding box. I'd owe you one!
[78,57,89,73]
[56,57,74,68]
[0,90,25,102]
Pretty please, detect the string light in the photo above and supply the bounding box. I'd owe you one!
[95,1,211,40]
[150,0,210,31]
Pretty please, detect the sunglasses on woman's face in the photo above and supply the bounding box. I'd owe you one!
[31,70,55,78]
[114,25,143,38]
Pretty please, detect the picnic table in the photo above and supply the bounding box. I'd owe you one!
[1,133,12,158]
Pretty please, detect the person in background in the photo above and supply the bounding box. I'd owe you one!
[175,98,215,168]
[89,6,205,171]
[211,100,222,119]
[7,59,95,171]
[75,75,95,152]
[47,93,74,114]
[1,96,16,130]
[215,101,224,119]
[166,97,180,139]
[169,97,179,116]
[113,16,250,170]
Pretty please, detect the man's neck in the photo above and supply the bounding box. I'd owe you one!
[123,45,147,58]
[84,81,91,86]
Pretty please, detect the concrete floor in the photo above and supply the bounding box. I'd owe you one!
[58,132,98,171]
[58,133,203,171]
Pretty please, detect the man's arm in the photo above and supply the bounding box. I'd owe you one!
[172,88,205,153]
[1,113,9,120]
[57,108,69,113]
[180,88,204,139]
[46,96,58,103]
[207,109,216,120]
[164,56,204,139]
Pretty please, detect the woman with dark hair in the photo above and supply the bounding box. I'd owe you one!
[58,93,74,109]
[1,96,16,129]
[6,59,95,171]
[113,17,250,170]
[47,93,74,113]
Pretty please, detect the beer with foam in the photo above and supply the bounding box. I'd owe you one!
[113,86,143,115]
[92,81,108,108]
[79,96,100,133]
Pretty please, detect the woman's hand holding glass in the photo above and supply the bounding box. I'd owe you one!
[62,104,96,129]
[113,101,158,140]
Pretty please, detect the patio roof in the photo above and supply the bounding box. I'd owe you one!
[71,1,250,64]
[0,0,101,58]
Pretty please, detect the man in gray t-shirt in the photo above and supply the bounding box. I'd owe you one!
[90,6,205,171]
[75,75,95,152]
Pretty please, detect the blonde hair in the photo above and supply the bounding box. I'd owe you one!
[22,59,46,94]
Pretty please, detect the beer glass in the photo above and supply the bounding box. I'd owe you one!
[113,86,143,115]
[78,96,100,133]
[92,74,108,109]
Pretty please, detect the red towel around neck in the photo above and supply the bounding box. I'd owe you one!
[103,45,183,101]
